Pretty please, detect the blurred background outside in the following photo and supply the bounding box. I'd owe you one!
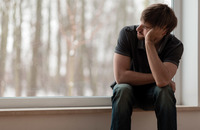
[0,0,171,97]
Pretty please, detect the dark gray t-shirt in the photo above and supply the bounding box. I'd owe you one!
[115,25,184,74]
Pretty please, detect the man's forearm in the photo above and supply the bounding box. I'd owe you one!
[145,43,171,87]
[116,70,155,86]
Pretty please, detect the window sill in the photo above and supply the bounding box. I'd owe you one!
[0,105,199,116]
[0,106,112,116]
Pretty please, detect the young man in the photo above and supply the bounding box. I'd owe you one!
[110,3,183,130]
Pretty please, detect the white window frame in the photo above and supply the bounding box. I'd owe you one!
[1,0,199,109]
[198,1,200,107]
[172,0,182,105]
[173,0,200,106]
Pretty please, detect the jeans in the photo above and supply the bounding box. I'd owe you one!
[110,83,177,130]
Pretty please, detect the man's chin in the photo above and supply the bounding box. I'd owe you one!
[137,34,144,40]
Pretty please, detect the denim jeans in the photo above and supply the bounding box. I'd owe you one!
[110,83,177,130]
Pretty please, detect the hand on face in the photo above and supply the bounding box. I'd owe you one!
[145,27,166,46]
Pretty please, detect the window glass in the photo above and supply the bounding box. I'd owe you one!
[0,0,171,97]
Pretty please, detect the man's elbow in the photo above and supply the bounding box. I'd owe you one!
[115,73,126,84]
[115,76,123,84]
[156,80,170,87]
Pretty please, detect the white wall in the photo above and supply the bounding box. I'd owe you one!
[198,0,200,107]
[0,110,200,130]
[182,0,199,106]
[174,0,199,106]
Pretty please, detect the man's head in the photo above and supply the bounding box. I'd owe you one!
[136,3,177,40]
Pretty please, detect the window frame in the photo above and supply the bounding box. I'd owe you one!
[173,0,200,106]
[173,0,182,105]
[2,0,199,109]
[198,0,200,107]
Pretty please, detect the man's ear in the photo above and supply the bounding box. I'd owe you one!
[162,27,167,36]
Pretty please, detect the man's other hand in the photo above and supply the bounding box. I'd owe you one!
[169,80,176,92]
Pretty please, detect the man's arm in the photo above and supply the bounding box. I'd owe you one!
[113,53,155,85]
[145,28,178,87]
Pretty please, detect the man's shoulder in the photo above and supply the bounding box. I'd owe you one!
[120,25,138,40]
[165,34,184,53]
[168,34,182,43]
[122,25,138,32]
[167,34,183,47]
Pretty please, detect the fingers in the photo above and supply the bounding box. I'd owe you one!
[145,27,166,44]
[169,80,176,92]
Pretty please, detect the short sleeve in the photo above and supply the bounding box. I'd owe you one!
[162,39,184,67]
[115,27,132,57]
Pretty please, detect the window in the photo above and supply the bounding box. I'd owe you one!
[1,0,200,109]
[173,0,200,106]
[0,0,171,99]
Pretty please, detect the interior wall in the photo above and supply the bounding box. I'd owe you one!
[0,110,200,130]
[179,0,199,105]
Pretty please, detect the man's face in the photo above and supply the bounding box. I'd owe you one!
[136,21,152,40]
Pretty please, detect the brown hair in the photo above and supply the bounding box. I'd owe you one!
[141,3,177,34]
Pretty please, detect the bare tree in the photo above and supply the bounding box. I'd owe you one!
[64,0,75,96]
[12,0,23,96]
[0,1,10,96]
[40,0,52,94]
[74,0,86,96]
[49,0,63,95]
[28,0,42,96]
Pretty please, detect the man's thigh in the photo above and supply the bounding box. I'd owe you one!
[133,84,157,110]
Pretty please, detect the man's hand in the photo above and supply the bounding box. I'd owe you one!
[144,26,178,87]
[169,80,176,92]
[145,27,166,46]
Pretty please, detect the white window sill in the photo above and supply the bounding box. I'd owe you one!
[0,105,200,116]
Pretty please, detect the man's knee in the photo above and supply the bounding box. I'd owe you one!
[112,84,133,102]
[155,85,174,94]
[154,85,176,107]
[113,83,132,92]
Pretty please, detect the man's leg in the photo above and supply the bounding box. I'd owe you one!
[153,85,177,130]
[110,84,136,130]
